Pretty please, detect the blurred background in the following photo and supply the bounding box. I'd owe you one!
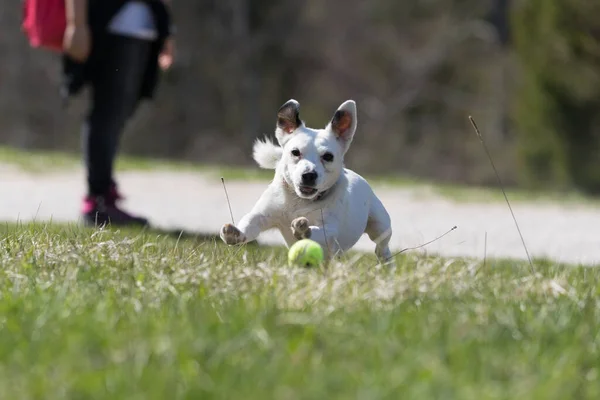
[2,0,600,194]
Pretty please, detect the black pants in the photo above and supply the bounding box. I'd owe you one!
[82,34,152,196]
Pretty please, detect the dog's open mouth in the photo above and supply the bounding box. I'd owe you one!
[298,186,318,196]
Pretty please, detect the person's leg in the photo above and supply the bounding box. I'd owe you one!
[81,33,152,226]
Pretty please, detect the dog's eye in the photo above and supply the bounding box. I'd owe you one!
[291,149,301,157]
[322,152,334,162]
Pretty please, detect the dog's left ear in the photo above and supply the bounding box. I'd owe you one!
[328,100,357,152]
[275,99,302,145]
[277,99,302,133]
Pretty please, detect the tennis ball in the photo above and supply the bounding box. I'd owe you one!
[288,239,324,268]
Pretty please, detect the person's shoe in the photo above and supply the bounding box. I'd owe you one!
[81,185,149,227]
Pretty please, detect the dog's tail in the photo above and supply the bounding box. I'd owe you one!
[253,137,282,169]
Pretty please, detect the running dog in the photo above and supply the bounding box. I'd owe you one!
[220,99,394,265]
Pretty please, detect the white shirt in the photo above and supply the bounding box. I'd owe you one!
[107,1,158,41]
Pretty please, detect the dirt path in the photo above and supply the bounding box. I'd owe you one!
[2,165,599,265]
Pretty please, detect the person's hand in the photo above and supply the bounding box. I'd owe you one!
[159,38,175,71]
[63,22,91,62]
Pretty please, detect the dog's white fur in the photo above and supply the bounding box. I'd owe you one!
[220,99,394,265]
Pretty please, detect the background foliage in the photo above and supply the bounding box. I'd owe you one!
[3,0,599,193]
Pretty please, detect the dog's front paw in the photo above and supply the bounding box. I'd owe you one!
[220,223,246,245]
[291,217,311,240]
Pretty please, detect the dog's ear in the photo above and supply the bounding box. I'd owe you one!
[276,99,302,135]
[328,100,357,152]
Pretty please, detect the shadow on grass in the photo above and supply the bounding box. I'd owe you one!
[145,225,263,249]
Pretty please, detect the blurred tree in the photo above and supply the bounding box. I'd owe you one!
[511,0,600,193]
[488,0,511,46]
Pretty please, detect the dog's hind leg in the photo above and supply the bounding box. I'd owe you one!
[365,198,394,267]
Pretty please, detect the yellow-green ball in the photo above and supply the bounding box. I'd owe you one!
[288,239,324,268]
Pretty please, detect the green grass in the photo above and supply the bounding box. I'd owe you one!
[0,222,599,399]
[0,145,274,182]
[0,145,596,205]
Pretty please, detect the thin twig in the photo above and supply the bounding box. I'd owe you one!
[469,116,535,274]
[221,177,235,225]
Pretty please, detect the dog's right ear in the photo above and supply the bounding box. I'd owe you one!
[327,100,357,154]
[276,99,302,137]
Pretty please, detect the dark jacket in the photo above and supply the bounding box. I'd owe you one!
[61,0,172,103]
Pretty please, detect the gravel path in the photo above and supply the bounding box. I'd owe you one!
[2,165,600,265]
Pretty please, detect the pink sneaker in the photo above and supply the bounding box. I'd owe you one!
[81,184,149,227]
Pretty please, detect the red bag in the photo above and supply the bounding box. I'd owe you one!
[22,0,66,52]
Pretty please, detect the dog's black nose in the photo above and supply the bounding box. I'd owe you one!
[301,171,318,186]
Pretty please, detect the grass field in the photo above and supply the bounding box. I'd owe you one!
[0,223,598,399]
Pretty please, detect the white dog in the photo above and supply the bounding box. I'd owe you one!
[220,99,394,265]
